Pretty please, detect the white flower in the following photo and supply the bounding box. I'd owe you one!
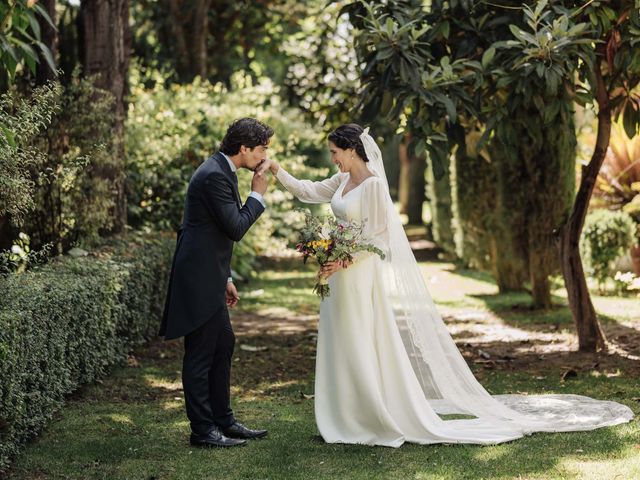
[614,271,635,283]
[320,225,331,240]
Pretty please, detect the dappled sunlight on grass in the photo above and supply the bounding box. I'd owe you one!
[238,260,320,316]
[142,374,182,392]
[418,261,498,308]
[471,446,510,463]
[560,454,640,479]
[106,413,134,425]
[160,399,183,411]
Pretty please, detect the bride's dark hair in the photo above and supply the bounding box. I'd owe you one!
[328,123,369,162]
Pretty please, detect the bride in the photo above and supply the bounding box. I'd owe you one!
[258,123,633,447]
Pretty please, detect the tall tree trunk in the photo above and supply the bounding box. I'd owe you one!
[491,124,530,292]
[167,0,211,81]
[399,136,410,214]
[192,0,211,79]
[529,249,552,309]
[0,216,13,251]
[167,0,191,80]
[527,104,576,310]
[398,134,426,224]
[556,61,609,352]
[80,0,130,233]
[35,0,58,85]
[427,153,455,255]
[451,130,497,272]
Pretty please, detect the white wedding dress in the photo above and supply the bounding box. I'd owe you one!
[274,133,633,447]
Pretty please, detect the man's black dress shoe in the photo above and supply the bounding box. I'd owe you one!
[190,429,246,448]
[222,421,268,440]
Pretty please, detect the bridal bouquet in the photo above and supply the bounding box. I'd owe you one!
[295,210,385,299]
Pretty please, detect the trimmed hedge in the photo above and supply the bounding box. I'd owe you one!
[0,234,174,471]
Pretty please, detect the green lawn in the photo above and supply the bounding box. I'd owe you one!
[7,258,640,480]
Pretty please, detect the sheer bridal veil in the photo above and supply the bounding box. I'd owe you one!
[358,127,633,442]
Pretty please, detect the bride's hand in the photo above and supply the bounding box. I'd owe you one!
[256,158,279,176]
[320,260,350,278]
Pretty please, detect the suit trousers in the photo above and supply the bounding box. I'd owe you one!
[182,306,236,435]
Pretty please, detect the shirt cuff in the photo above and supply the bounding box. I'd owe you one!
[249,191,266,207]
[227,277,233,283]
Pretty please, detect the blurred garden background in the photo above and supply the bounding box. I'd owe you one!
[1,0,639,479]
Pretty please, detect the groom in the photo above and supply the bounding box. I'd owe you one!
[160,118,273,448]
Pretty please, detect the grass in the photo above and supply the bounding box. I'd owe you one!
[7,258,640,480]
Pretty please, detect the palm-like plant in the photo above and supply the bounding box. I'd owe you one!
[593,118,640,225]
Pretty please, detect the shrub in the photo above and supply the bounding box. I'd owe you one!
[125,72,332,278]
[580,209,636,289]
[0,82,61,226]
[0,233,174,471]
[0,74,116,255]
[27,72,116,252]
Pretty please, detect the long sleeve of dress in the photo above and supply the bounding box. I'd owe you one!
[353,177,390,263]
[276,167,344,204]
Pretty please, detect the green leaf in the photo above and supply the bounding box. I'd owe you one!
[0,124,16,148]
[567,23,589,37]
[509,24,537,45]
[33,4,56,30]
[376,47,395,61]
[385,17,395,36]
[442,96,456,120]
[28,12,41,40]
[380,90,393,116]
[36,42,56,73]
[398,58,411,83]
[4,54,17,80]
[622,104,639,139]
[481,47,495,68]
[534,0,549,19]
[24,49,37,73]
[440,21,450,39]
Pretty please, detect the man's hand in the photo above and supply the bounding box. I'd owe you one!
[226,281,239,308]
[251,168,269,195]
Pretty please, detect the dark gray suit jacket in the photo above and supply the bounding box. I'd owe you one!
[160,152,265,339]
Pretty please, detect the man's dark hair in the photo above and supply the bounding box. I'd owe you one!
[328,123,369,162]
[219,118,274,156]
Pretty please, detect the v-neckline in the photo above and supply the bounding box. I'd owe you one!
[340,175,376,199]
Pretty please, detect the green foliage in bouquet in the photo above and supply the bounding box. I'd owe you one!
[295,209,385,299]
